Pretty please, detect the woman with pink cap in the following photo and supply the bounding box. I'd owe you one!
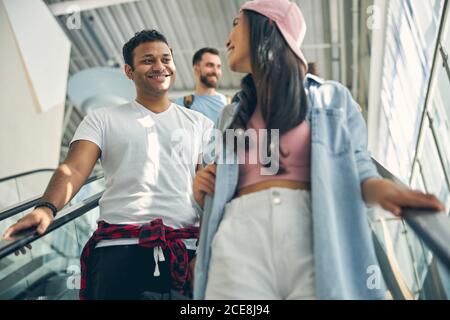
[192,0,445,300]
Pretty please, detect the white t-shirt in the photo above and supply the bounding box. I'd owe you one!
[71,101,213,248]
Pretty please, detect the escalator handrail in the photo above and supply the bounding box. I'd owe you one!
[0,159,449,271]
[0,174,104,222]
[0,191,103,259]
[373,158,450,269]
[403,210,450,268]
[0,169,55,184]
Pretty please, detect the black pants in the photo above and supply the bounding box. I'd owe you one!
[90,245,195,300]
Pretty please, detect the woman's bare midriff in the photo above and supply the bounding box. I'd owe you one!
[237,180,311,198]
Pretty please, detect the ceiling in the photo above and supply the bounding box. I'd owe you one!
[43,0,341,94]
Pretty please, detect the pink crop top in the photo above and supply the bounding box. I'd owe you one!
[238,108,311,190]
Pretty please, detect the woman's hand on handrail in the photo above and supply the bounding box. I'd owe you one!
[362,178,446,216]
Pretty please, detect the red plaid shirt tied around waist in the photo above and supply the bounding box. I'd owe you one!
[79,218,199,300]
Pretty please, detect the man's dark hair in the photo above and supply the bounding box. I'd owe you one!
[192,47,220,66]
[123,29,171,69]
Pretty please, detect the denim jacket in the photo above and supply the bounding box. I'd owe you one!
[194,74,386,300]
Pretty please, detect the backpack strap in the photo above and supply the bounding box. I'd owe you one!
[183,95,195,109]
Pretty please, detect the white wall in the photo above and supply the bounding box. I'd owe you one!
[0,0,70,179]
[367,0,388,159]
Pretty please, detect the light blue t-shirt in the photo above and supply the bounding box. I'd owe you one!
[174,94,228,123]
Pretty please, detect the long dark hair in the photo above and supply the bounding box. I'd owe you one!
[228,10,309,169]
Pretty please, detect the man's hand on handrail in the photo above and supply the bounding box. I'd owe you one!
[2,207,54,255]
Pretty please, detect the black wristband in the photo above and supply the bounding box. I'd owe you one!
[35,201,58,217]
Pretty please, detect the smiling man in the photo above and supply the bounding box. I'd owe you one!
[175,48,231,122]
[3,30,213,300]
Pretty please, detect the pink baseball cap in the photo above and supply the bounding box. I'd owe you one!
[241,0,308,72]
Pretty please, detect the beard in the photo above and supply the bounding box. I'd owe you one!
[200,73,218,89]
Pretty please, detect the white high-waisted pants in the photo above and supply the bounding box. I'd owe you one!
[205,188,315,300]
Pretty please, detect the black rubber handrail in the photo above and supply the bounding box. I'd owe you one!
[0,174,104,222]
[0,169,55,184]
[0,191,103,259]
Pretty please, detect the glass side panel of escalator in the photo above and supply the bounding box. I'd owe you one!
[0,206,99,300]
[0,171,54,211]
[369,206,449,300]
[0,176,105,244]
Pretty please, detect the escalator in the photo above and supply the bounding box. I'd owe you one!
[0,173,105,300]
[372,161,450,299]
[0,161,449,300]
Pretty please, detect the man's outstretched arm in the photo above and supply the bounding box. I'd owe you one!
[3,140,101,242]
